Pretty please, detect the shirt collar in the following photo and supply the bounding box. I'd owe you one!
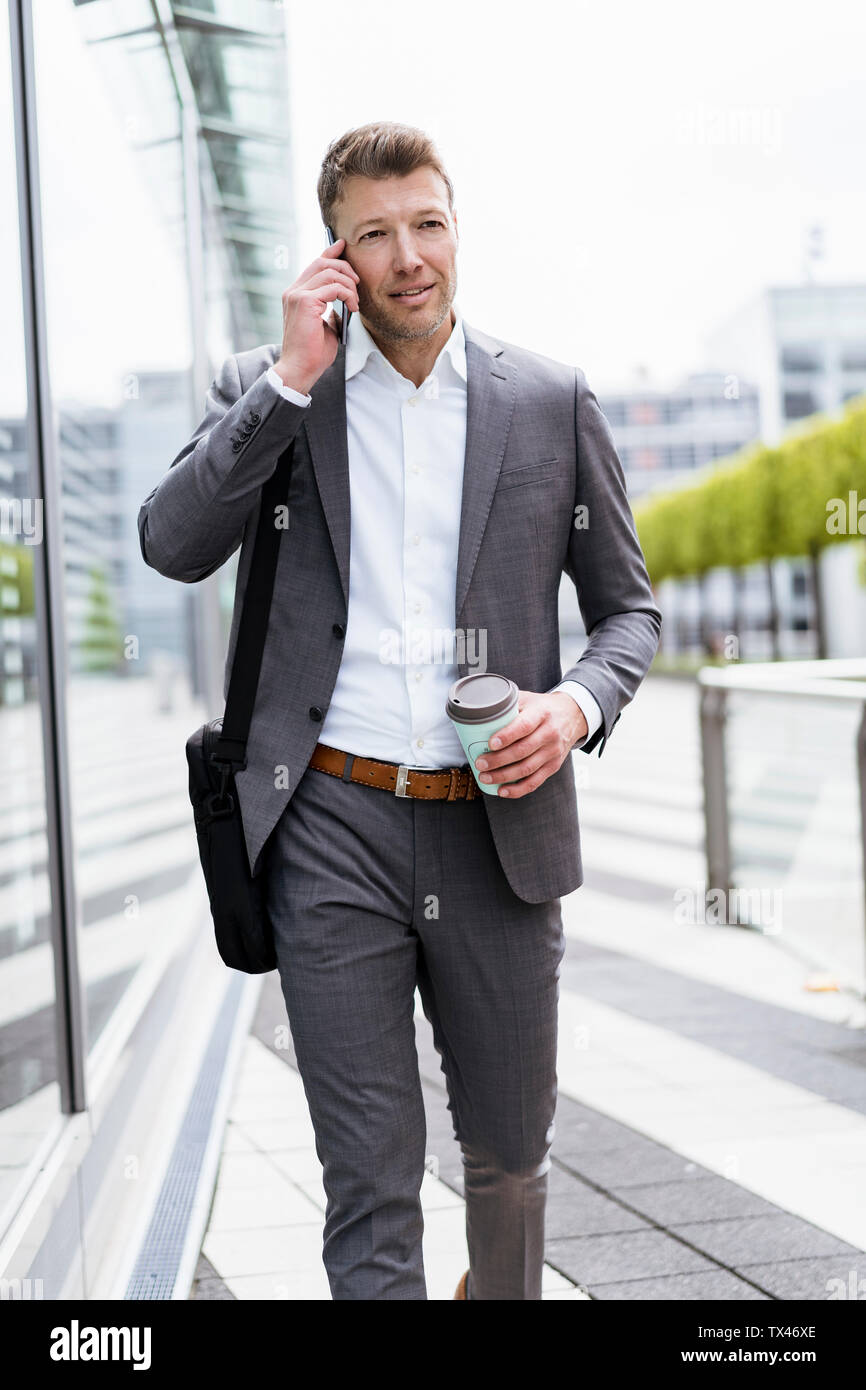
[345,303,467,386]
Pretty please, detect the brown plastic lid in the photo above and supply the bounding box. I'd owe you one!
[446,673,519,725]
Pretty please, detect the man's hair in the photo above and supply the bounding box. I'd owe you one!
[317,121,454,233]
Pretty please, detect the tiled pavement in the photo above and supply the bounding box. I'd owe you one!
[190,955,866,1301]
[418,978,866,1302]
[190,677,866,1300]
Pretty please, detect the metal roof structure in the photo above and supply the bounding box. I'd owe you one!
[72,0,295,348]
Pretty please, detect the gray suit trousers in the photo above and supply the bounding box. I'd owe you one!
[262,760,566,1300]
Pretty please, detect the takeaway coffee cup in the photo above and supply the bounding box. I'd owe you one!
[446,673,520,796]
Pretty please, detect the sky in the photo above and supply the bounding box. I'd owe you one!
[283,0,866,390]
[1,0,865,412]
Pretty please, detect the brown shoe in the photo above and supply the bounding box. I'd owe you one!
[453,1270,469,1300]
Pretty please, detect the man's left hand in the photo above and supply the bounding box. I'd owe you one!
[473,690,588,799]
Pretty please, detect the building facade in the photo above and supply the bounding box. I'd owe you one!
[597,371,761,502]
[705,283,866,446]
[703,283,866,659]
[598,286,866,660]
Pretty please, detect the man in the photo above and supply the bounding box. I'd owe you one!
[138,121,661,1300]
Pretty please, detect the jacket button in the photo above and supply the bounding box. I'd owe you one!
[332,623,345,639]
[231,441,242,452]
[309,706,323,721]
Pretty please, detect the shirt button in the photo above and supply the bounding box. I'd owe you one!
[414,671,423,682]
[413,602,422,613]
[408,396,420,407]
[411,465,420,474]
[411,534,420,546]
[416,738,424,748]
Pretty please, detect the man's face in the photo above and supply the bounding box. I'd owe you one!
[331,167,458,342]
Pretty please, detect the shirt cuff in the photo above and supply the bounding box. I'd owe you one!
[551,681,603,748]
[266,366,312,407]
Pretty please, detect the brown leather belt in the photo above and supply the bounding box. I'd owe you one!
[308,742,480,801]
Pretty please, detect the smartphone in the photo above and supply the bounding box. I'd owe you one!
[325,224,351,346]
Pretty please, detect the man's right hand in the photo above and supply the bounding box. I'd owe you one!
[272,238,360,395]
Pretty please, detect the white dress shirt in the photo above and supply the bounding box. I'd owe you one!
[265,306,601,765]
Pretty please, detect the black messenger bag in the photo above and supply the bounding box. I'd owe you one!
[185,438,295,973]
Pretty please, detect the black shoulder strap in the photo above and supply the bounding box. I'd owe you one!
[212,438,295,766]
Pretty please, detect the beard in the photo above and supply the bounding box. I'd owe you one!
[358,265,458,343]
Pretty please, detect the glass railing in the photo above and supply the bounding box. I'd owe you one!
[698,658,866,994]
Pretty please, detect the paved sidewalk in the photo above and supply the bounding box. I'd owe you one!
[191,677,866,1300]
[191,1007,585,1301]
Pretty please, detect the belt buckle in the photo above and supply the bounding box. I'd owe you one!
[394,763,429,797]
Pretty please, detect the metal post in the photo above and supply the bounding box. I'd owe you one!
[809,546,827,661]
[857,705,866,959]
[766,558,780,660]
[9,0,86,1111]
[699,684,732,904]
[180,98,224,708]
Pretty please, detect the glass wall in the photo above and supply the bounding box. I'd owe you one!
[31,0,206,1064]
[0,6,62,1221]
[0,0,295,1283]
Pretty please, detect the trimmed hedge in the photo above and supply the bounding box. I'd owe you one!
[633,397,866,583]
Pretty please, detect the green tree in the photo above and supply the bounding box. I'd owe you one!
[634,396,866,585]
[79,563,123,672]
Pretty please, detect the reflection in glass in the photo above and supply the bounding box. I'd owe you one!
[727,692,864,992]
[34,0,206,1061]
[0,4,61,1222]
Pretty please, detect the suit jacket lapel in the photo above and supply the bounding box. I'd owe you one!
[302,343,350,608]
[300,321,517,622]
[456,323,517,621]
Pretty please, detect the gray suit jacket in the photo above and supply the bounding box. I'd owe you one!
[138,321,661,902]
